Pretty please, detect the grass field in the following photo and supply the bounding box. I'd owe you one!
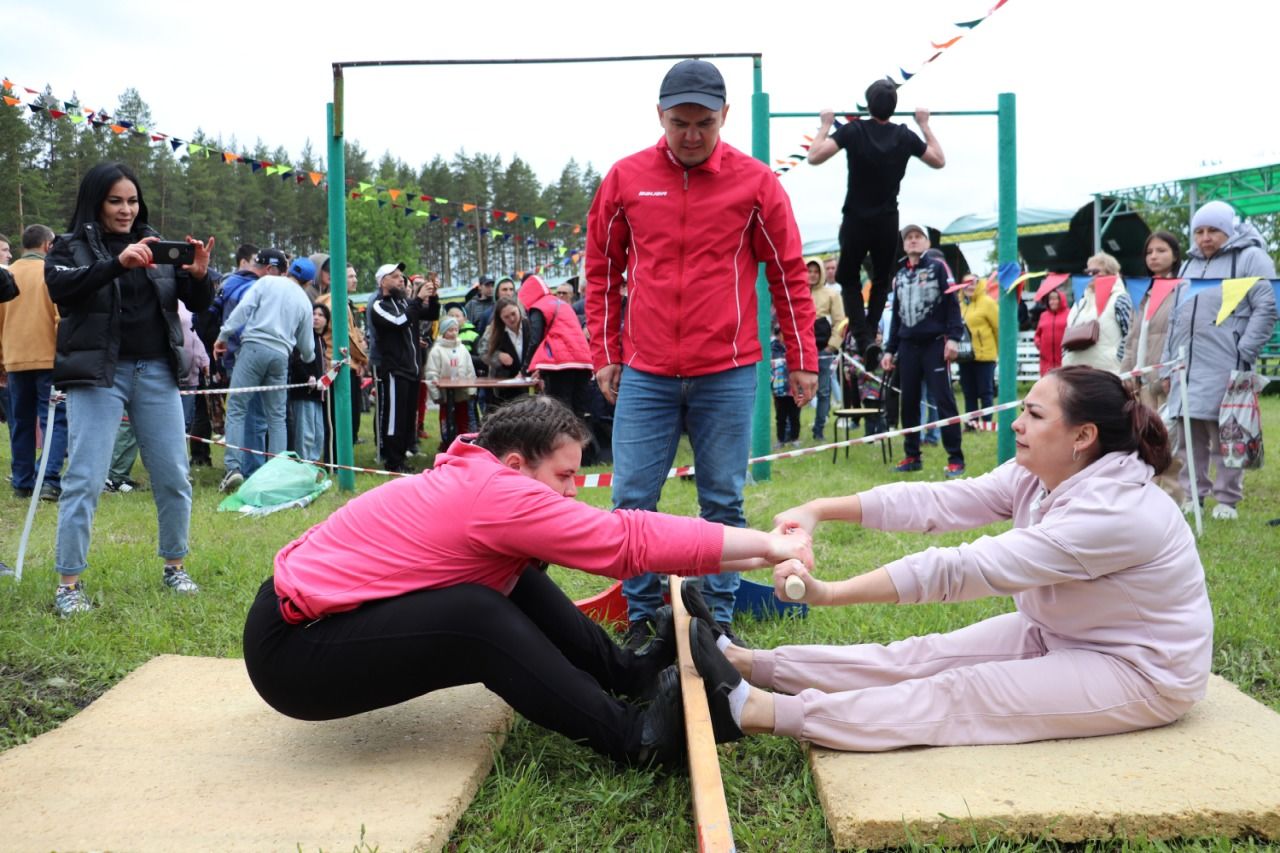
[1,391,1277,852]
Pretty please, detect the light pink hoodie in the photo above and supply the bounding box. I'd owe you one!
[860,451,1212,702]
[273,439,724,623]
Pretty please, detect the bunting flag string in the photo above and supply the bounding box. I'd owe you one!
[0,78,588,241]
[773,0,1011,175]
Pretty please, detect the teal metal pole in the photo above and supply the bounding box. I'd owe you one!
[751,56,772,482]
[996,92,1018,464]
[327,91,356,491]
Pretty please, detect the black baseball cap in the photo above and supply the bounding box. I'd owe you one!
[659,59,726,111]
[254,247,288,270]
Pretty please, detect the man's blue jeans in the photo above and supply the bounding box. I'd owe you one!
[5,369,68,489]
[225,341,287,476]
[56,359,191,575]
[813,351,835,438]
[613,365,755,624]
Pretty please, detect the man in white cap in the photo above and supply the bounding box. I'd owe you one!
[368,262,436,473]
[1160,200,1277,520]
[586,58,818,649]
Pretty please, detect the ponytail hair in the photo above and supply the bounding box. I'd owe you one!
[474,395,591,466]
[1051,365,1172,474]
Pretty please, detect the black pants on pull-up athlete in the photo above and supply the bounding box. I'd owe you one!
[243,569,663,765]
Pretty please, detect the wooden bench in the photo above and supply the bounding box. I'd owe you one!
[832,408,892,464]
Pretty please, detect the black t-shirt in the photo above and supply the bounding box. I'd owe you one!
[105,233,170,360]
[833,120,927,218]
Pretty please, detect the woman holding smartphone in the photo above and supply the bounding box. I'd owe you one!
[45,162,214,616]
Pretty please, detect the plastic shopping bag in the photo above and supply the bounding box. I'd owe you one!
[1219,370,1266,469]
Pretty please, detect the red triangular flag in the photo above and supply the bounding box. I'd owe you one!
[1145,278,1181,321]
[1033,272,1070,302]
[1093,275,1117,314]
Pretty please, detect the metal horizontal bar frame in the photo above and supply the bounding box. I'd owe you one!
[770,110,997,118]
[335,53,761,70]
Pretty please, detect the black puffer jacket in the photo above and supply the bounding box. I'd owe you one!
[45,222,212,387]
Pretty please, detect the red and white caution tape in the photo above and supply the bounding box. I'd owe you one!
[570,358,1186,487]
[179,356,349,396]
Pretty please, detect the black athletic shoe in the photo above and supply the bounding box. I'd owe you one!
[635,665,686,769]
[717,621,749,649]
[635,606,674,662]
[680,584,723,637]
[689,618,745,744]
[623,617,656,652]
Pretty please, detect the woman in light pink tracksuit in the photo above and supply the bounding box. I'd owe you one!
[687,365,1212,751]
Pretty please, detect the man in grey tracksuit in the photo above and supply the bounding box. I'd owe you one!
[214,274,316,490]
[1161,201,1277,519]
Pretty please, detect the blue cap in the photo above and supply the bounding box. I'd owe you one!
[287,257,316,283]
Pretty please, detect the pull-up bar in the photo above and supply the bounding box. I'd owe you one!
[769,96,1020,463]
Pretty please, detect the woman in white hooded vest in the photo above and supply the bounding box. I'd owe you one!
[1061,252,1133,373]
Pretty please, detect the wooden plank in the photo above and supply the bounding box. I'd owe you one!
[670,576,737,853]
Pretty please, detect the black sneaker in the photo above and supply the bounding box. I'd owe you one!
[717,622,749,649]
[39,483,62,503]
[689,618,745,744]
[680,584,723,637]
[13,487,33,499]
[635,606,674,662]
[635,665,686,769]
[623,617,656,652]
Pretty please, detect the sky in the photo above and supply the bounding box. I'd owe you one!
[8,0,1280,271]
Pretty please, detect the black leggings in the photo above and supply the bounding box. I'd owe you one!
[243,569,664,764]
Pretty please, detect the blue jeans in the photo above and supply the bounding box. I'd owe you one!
[613,365,755,624]
[288,399,325,462]
[920,387,940,444]
[813,351,835,438]
[225,341,287,476]
[56,359,191,576]
[5,369,68,489]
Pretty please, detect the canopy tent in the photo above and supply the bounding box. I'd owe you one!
[939,207,1076,244]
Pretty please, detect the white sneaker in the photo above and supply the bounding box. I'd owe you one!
[1211,504,1238,520]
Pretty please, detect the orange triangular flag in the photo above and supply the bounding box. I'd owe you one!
[505,211,518,223]
[223,151,238,163]
[388,188,401,201]
[462,203,477,213]
[309,171,323,186]
[110,124,126,134]
[1145,278,1180,321]
[1093,275,1117,314]
[572,225,582,235]
[931,35,963,49]
[2,96,18,107]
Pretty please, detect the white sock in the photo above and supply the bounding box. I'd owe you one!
[715,634,732,652]
[727,679,750,728]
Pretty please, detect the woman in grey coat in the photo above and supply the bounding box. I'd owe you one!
[1161,201,1277,519]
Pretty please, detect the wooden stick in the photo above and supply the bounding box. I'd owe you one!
[670,576,736,852]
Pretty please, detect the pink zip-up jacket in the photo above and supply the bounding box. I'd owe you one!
[273,439,724,623]
[859,451,1212,702]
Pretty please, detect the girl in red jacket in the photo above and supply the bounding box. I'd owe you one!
[1035,288,1068,376]
[243,395,811,767]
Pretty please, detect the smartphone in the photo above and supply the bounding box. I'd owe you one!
[150,240,195,266]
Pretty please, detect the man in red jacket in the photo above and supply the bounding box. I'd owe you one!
[586,59,818,648]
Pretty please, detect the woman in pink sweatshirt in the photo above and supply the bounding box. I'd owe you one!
[243,395,811,767]
[683,365,1212,751]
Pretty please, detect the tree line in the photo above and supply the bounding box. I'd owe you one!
[0,84,599,292]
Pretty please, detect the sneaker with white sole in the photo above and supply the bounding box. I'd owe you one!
[54,581,92,617]
[1211,504,1238,520]
[163,566,200,593]
[219,470,244,493]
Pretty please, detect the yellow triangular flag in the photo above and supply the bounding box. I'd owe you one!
[1217,277,1260,324]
